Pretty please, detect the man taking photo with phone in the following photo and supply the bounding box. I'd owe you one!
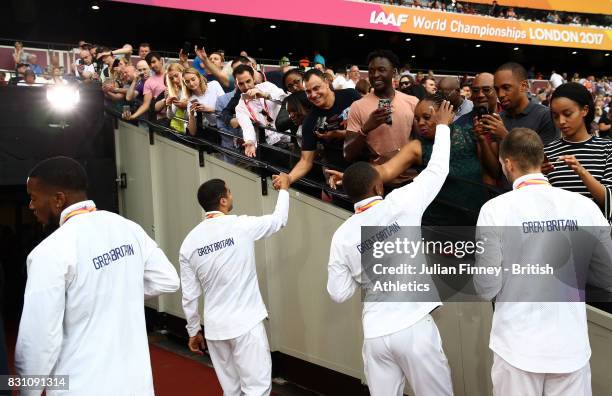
[454,72,502,186]
[344,50,419,187]
[271,68,361,191]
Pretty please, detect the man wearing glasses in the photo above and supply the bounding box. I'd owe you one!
[454,72,503,186]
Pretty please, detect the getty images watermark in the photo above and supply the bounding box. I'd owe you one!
[359,226,612,303]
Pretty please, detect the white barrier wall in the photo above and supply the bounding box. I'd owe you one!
[115,121,612,396]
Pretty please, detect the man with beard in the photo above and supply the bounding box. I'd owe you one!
[15,157,179,396]
[483,62,558,145]
[344,50,419,186]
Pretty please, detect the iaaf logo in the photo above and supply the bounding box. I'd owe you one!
[369,11,409,27]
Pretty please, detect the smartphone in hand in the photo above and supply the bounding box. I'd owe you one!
[378,98,392,125]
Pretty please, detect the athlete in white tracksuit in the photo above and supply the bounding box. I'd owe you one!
[475,128,612,396]
[180,175,290,396]
[16,157,180,396]
[327,101,455,396]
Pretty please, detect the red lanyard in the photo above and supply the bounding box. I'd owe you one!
[243,98,270,123]
[355,199,383,214]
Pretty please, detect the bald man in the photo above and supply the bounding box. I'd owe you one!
[454,72,502,184]
[438,76,473,121]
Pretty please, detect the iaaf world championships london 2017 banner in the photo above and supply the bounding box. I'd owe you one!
[112,0,612,51]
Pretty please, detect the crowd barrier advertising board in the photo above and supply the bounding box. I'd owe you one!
[113,0,612,51]
[460,0,612,16]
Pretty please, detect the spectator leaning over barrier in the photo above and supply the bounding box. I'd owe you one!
[162,63,188,134]
[487,62,559,145]
[439,76,474,121]
[125,61,150,103]
[285,91,312,148]
[124,52,165,122]
[344,50,419,186]
[185,68,224,136]
[271,68,361,191]
[233,64,290,157]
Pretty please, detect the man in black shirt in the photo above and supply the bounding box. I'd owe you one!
[482,62,559,145]
[271,69,361,190]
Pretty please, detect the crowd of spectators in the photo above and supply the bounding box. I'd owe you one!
[369,0,611,28]
[2,39,612,224]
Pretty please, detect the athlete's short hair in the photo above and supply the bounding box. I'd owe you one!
[28,156,88,192]
[496,62,528,81]
[499,127,544,171]
[342,162,380,202]
[197,179,228,211]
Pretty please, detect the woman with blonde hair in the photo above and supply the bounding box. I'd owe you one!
[163,63,189,133]
[184,67,224,136]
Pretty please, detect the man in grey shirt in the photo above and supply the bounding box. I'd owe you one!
[480,62,559,145]
[438,76,473,122]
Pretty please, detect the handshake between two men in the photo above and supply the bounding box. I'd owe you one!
[270,100,455,192]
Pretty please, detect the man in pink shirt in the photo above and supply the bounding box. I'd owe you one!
[124,52,166,121]
[344,50,419,185]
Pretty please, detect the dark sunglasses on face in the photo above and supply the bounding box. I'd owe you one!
[471,86,494,96]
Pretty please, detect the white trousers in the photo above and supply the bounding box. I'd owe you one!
[362,314,453,396]
[492,353,592,396]
[206,321,272,396]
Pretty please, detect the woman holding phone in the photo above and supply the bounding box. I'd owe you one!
[328,93,486,225]
[543,82,612,220]
[162,63,188,133]
[184,67,224,136]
